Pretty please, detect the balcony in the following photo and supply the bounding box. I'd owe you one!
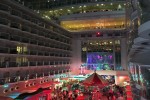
[0,3,10,12]
[0,18,9,26]
[0,66,71,85]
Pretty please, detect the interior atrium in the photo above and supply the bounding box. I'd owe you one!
[0,0,150,100]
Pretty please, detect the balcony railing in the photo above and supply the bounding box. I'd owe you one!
[0,3,10,12]
[0,66,70,85]
[0,18,9,25]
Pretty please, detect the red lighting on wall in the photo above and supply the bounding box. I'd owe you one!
[96,32,102,37]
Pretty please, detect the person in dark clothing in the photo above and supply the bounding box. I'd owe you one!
[106,92,110,100]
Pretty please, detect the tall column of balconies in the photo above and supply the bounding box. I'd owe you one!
[127,0,150,99]
[0,0,72,86]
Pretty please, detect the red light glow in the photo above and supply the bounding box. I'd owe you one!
[97,32,100,35]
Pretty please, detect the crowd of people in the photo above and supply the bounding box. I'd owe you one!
[102,84,126,100]
[51,87,80,100]
[50,83,127,100]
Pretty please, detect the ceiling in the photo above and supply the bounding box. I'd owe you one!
[61,17,125,31]
[19,0,126,10]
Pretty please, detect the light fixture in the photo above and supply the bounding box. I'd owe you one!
[84,5,86,7]
[72,7,74,9]
[110,3,113,5]
[101,4,104,6]
[96,4,99,6]
[3,84,9,88]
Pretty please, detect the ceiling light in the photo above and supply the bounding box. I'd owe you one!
[84,5,86,7]
[110,3,113,5]
[60,9,62,10]
[48,0,49,2]
[72,7,74,9]
[96,4,99,6]
[79,6,82,8]
[101,4,104,6]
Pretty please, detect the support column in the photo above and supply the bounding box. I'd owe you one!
[115,75,118,85]
[121,38,127,70]
[71,38,82,75]
[113,39,116,70]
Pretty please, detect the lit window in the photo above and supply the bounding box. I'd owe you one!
[17,46,21,53]
[82,47,87,51]
[118,4,122,9]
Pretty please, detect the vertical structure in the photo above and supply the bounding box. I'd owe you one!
[127,0,150,99]
[121,38,127,70]
[0,0,72,98]
[71,37,82,74]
